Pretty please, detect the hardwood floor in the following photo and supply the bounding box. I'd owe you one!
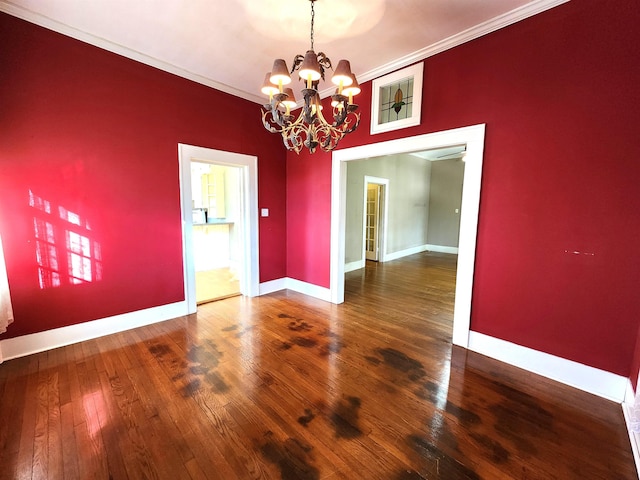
[0,252,636,479]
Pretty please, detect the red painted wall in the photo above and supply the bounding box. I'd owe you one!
[0,13,286,339]
[285,0,640,377]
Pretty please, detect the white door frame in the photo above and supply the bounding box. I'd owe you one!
[363,176,389,262]
[330,124,486,347]
[178,144,259,314]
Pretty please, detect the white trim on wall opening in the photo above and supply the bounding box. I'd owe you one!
[330,124,486,348]
[178,144,259,314]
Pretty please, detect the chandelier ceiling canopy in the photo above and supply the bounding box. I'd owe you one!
[260,0,361,154]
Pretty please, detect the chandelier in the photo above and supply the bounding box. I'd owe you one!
[261,0,361,154]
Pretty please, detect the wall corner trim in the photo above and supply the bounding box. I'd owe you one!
[468,331,627,403]
[384,244,430,263]
[285,278,332,302]
[345,260,365,273]
[259,278,288,296]
[426,244,459,255]
[0,301,188,362]
[259,278,332,303]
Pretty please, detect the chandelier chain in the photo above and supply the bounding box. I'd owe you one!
[310,0,315,51]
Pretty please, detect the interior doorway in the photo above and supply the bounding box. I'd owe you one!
[330,124,486,348]
[178,144,259,315]
[191,162,242,304]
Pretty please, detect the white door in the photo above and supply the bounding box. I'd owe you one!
[365,183,382,261]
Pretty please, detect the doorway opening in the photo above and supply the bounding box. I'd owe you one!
[330,124,486,348]
[191,162,242,304]
[178,144,259,315]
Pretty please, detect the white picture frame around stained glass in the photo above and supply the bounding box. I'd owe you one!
[370,63,423,135]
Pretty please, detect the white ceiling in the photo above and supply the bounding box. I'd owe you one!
[1,0,567,104]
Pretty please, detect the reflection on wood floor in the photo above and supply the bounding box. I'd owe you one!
[0,252,635,479]
[195,267,240,304]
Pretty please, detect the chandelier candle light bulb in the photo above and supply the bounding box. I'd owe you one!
[260,0,361,154]
[261,72,279,102]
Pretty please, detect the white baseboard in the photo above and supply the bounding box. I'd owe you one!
[284,278,332,302]
[426,244,459,254]
[259,278,288,295]
[345,260,365,273]
[259,277,332,303]
[344,245,457,270]
[384,244,429,262]
[468,331,627,402]
[0,300,189,362]
[622,383,640,479]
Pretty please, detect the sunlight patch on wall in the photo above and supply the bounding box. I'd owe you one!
[29,190,103,289]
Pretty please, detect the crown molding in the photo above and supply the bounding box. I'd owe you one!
[0,1,265,104]
[2,0,569,105]
[317,0,570,99]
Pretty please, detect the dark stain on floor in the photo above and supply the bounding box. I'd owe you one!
[222,324,239,332]
[205,371,230,393]
[407,434,480,480]
[181,379,201,398]
[277,341,293,351]
[485,380,554,456]
[489,403,538,456]
[416,380,441,403]
[187,341,223,368]
[320,328,339,338]
[490,381,554,429]
[258,372,276,387]
[441,422,461,453]
[319,338,344,356]
[365,355,381,366]
[297,409,316,427]
[319,330,344,356]
[375,348,426,381]
[234,326,254,338]
[189,365,209,375]
[331,396,363,439]
[148,343,171,358]
[278,313,295,319]
[259,432,319,480]
[291,337,318,348]
[288,320,313,332]
[469,432,510,463]
[445,402,481,427]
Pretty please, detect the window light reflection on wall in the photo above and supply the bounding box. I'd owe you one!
[29,190,103,289]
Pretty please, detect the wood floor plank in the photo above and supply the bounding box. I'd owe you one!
[59,401,80,480]
[0,252,636,479]
[13,355,40,480]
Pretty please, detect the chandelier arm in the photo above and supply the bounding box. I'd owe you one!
[316,52,332,76]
